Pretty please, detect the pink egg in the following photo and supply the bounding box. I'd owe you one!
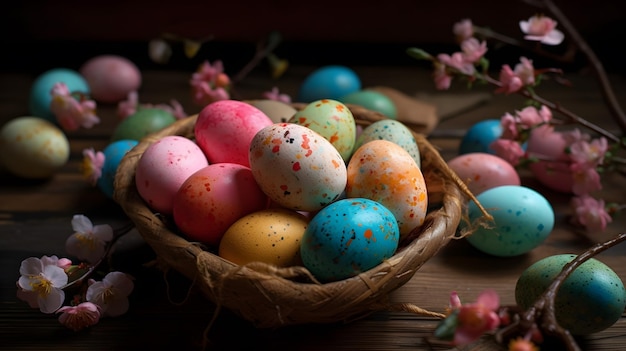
[80,55,142,103]
[194,100,273,167]
[526,125,574,193]
[135,136,209,214]
[448,152,521,195]
[172,163,269,246]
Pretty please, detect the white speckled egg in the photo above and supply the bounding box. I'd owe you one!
[249,123,347,212]
[346,139,427,238]
[447,152,520,195]
[354,119,420,168]
[135,136,209,214]
[516,254,626,335]
[0,116,69,179]
[288,99,356,161]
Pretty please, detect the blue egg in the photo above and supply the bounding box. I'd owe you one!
[297,65,361,103]
[463,185,554,257]
[97,139,139,198]
[29,68,90,122]
[300,198,399,282]
[459,119,502,155]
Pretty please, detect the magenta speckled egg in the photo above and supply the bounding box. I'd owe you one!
[448,152,520,195]
[195,100,273,167]
[249,123,347,212]
[135,136,209,214]
[346,140,427,238]
[80,55,141,103]
[172,163,269,246]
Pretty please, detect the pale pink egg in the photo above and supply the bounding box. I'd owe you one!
[135,136,209,214]
[80,55,142,103]
[194,100,273,167]
[172,163,269,246]
[448,152,521,195]
[526,125,574,193]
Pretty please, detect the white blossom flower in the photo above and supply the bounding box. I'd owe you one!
[17,257,68,313]
[86,271,134,317]
[65,215,113,264]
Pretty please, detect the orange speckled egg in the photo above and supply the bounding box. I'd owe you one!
[346,140,427,238]
[172,163,269,246]
[448,152,520,195]
[218,208,308,267]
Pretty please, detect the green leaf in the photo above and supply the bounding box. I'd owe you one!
[406,47,433,61]
[433,310,459,341]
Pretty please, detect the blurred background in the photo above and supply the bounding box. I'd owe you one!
[2,0,625,75]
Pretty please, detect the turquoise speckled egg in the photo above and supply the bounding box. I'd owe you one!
[29,68,90,122]
[300,198,399,282]
[297,65,361,103]
[339,90,397,119]
[459,119,502,155]
[111,108,176,141]
[353,119,420,168]
[97,139,139,198]
[288,99,356,161]
[464,185,554,257]
[516,254,626,335]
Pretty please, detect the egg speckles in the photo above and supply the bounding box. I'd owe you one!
[300,198,399,282]
[516,254,626,335]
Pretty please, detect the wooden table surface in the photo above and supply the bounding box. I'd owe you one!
[2,63,626,351]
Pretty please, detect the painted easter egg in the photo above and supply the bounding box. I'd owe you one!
[516,254,626,335]
[195,100,273,167]
[297,65,361,102]
[247,99,297,123]
[464,185,554,257]
[249,123,347,212]
[339,90,397,119]
[111,108,177,142]
[98,139,139,198]
[29,68,90,122]
[354,119,420,168]
[288,99,356,161]
[300,198,399,282]
[346,139,427,238]
[447,152,520,195]
[80,55,142,103]
[459,119,502,155]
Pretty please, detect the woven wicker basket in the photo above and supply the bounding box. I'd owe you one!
[113,103,480,328]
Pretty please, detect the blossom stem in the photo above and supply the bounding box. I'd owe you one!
[231,31,283,84]
[61,221,135,290]
[524,0,626,133]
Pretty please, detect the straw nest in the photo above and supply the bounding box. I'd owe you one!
[113,103,481,328]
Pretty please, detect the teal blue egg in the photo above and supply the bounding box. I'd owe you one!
[459,119,502,155]
[339,90,397,119]
[297,65,361,102]
[97,139,139,198]
[300,198,399,282]
[29,68,90,122]
[111,108,176,141]
[516,254,626,335]
[353,119,420,168]
[464,185,554,257]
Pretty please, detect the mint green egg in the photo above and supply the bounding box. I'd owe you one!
[353,119,420,168]
[111,108,176,141]
[516,254,626,335]
[339,90,397,119]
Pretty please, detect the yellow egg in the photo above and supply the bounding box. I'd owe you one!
[218,208,308,267]
[0,116,70,179]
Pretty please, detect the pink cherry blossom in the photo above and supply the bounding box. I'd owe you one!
[513,57,535,86]
[49,82,100,131]
[495,64,523,94]
[65,215,113,264]
[500,113,519,140]
[460,38,487,63]
[80,148,105,186]
[519,15,564,45]
[433,62,453,90]
[449,289,501,345]
[117,91,187,120]
[437,52,476,75]
[453,19,474,42]
[17,257,68,313]
[491,139,525,166]
[570,195,612,232]
[568,136,607,195]
[86,271,134,317]
[263,86,292,104]
[517,106,546,128]
[57,302,101,331]
[190,60,231,106]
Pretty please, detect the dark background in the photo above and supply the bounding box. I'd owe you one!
[2,0,625,75]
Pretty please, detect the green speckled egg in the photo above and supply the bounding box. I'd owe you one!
[516,254,626,335]
[353,119,420,168]
[288,99,356,162]
[111,108,176,141]
[339,90,397,119]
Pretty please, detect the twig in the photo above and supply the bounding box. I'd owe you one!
[231,31,283,84]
